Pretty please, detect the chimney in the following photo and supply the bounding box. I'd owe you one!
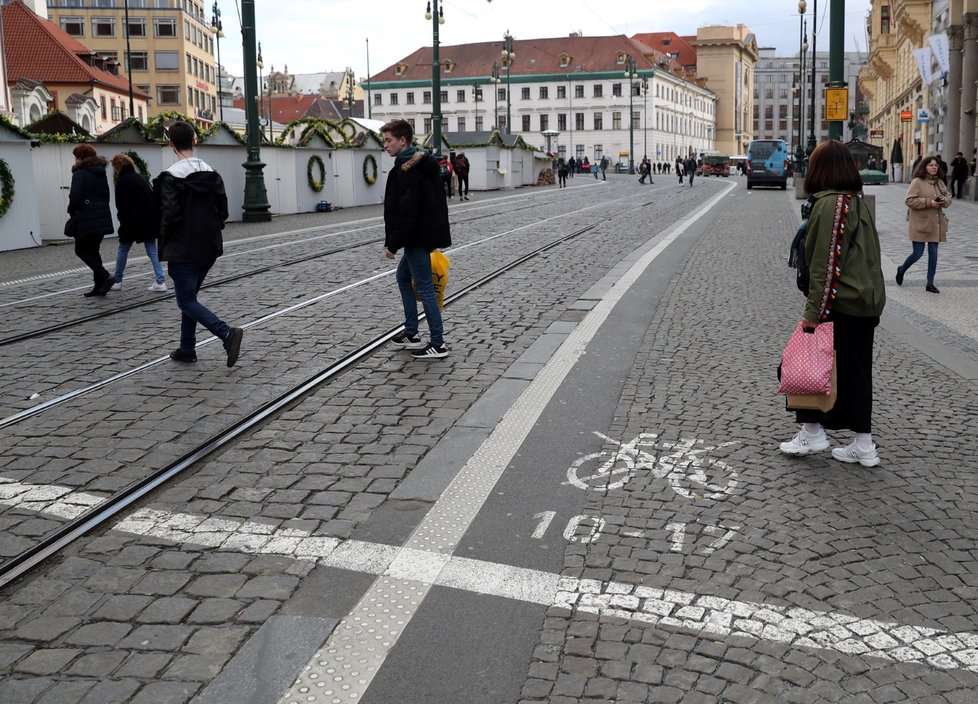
[20,0,48,20]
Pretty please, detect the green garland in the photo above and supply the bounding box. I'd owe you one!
[307,154,326,192]
[125,150,152,181]
[0,158,13,220]
[362,153,378,186]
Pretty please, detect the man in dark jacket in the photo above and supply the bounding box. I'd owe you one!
[382,119,451,359]
[454,152,471,200]
[156,120,243,366]
[950,151,969,198]
[68,143,115,296]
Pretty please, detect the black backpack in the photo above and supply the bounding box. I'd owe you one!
[789,194,861,296]
[439,161,451,178]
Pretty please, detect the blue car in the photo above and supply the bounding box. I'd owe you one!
[747,139,790,190]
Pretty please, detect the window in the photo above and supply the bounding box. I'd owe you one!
[408,118,416,130]
[126,51,149,71]
[593,112,603,130]
[521,87,530,100]
[406,92,415,105]
[764,106,773,119]
[616,51,626,64]
[60,0,84,6]
[424,117,432,133]
[475,116,484,131]
[456,89,466,103]
[632,83,641,97]
[559,53,571,69]
[593,85,603,98]
[92,17,115,36]
[880,5,890,34]
[575,113,584,130]
[557,113,567,130]
[185,52,192,73]
[440,90,448,103]
[632,110,640,128]
[389,93,398,105]
[100,96,107,120]
[497,88,506,101]
[423,91,432,104]
[539,86,548,99]
[185,19,191,37]
[612,112,621,130]
[557,85,566,99]
[395,63,407,76]
[612,83,622,97]
[157,85,180,104]
[540,114,548,131]
[474,87,483,101]
[499,115,507,131]
[187,86,194,105]
[127,17,146,36]
[576,144,585,159]
[457,117,466,131]
[95,0,116,6]
[522,114,531,131]
[155,51,179,71]
[61,17,84,35]
[779,88,788,98]
[764,120,773,131]
[154,18,177,37]
[558,145,566,158]
[765,89,774,99]
[779,120,788,131]
[374,93,382,106]
[594,144,604,160]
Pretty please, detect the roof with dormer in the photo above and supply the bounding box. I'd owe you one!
[1,0,148,98]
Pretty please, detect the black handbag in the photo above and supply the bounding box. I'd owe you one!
[63,216,79,238]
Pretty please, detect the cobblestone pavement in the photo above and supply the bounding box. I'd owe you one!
[2,174,977,703]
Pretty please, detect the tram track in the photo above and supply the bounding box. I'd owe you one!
[0,222,598,590]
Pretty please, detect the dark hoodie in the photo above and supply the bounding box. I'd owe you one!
[155,157,228,263]
[68,156,114,237]
[383,150,451,253]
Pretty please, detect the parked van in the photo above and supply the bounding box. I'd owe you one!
[746,139,789,190]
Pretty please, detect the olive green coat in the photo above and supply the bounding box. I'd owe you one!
[905,176,950,243]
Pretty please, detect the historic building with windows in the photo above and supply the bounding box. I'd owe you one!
[365,34,719,166]
[45,0,219,125]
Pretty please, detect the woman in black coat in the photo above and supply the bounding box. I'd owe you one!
[110,154,166,292]
[68,144,115,296]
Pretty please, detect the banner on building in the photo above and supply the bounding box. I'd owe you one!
[912,47,933,85]
[928,32,950,74]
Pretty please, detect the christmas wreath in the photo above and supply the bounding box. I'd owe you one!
[363,153,378,186]
[307,154,326,192]
[0,158,14,220]
[125,150,152,181]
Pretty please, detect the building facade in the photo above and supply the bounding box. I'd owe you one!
[753,48,868,150]
[365,35,717,166]
[45,0,218,125]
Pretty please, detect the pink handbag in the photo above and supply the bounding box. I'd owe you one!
[777,322,834,395]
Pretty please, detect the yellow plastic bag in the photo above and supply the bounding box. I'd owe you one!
[414,249,450,309]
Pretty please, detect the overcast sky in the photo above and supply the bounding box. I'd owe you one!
[216,0,872,82]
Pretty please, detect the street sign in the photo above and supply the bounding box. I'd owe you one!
[824,88,849,121]
[870,129,884,138]
[900,110,913,122]
[918,108,930,123]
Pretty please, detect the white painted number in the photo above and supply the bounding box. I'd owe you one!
[702,525,740,555]
[531,511,556,540]
[562,514,606,544]
[666,522,686,552]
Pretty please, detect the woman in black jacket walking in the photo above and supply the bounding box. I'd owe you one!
[110,154,167,292]
[68,144,115,296]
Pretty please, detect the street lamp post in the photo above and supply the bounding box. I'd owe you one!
[256,42,264,137]
[345,67,356,118]
[642,75,649,163]
[240,0,270,222]
[794,1,807,170]
[806,0,818,155]
[425,1,445,155]
[624,56,639,174]
[490,62,501,131]
[502,31,515,134]
[472,82,481,130]
[123,0,134,118]
[211,1,224,123]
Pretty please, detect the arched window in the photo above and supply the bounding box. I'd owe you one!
[559,53,571,68]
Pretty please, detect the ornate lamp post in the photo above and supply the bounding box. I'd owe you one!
[424,1,445,155]
[794,0,807,170]
[472,82,481,130]
[490,62,501,131]
[624,55,639,174]
[345,67,356,118]
[501,31,515,134]
[642,75,649,163]
[256,42,264,135]
[240,0,269,222]
[806,0,818,156]
[211,1,224,123]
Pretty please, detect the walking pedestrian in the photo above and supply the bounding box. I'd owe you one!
[780,139,886,466]
[896,155,950,294]
[381,118,451,360]
[567,156,576,178]
[67,144,115,297]
[599,155,609,181]
[676,156,684,184]
[109,153,167,292]
[156,120,242,366]
[685,157,697,187]
[455,151,471,200]
[949,151,969,199]
[557,157,568,188]
[592,161,599,179]
[438,155,454,199]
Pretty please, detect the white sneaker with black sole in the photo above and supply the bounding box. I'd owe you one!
[779,428,830,455]
[410,343,448,359]
[391,332,426,349]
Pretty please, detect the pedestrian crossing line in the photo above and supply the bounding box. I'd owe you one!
[3,476,978,677]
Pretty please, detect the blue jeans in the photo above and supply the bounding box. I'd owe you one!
[168,260,230,352]
[396,248,443,346]
[114,240,165,284]
[901,242,939,285]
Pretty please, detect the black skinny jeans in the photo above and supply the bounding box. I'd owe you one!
[74,234,109,285]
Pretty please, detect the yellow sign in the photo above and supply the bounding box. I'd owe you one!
[824,88,849,121]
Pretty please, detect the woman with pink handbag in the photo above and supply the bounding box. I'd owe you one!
[779,141,886,466]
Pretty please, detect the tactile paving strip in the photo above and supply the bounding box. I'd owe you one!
[278,184,737,703]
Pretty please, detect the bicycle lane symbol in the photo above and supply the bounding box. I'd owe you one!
[562,431,739,499]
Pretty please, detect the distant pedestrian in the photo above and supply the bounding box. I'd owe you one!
[896,155,950,294]
[381,118,451,360]
[867,156,877,171]
[567,156,576,177]
[581,156,590,174]
[676,156,684,184]
[156,120,242,366]
[455,151,471,200]
[109,154,166,293]
[685,157,696,187]
[67,144,115,297]
[438,155,454,199]
[949,151,968,199]
[780,139,886,467]
[557,158,568,188]
[592,162,599,179]
[937,155,949,185]
[599,155,609,181]
[881,158,887,175]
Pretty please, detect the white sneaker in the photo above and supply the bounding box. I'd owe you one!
[110,282,122,291]
[831,441,880,467]
[147,282,167,292]
[779,429,830,455]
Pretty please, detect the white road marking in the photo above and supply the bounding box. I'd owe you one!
[3,476,978,675]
